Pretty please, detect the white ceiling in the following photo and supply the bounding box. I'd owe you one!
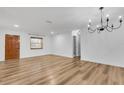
[0,7,123,35]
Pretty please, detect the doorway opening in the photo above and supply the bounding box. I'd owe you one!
[72,30,81,60]
[5,34,20,60]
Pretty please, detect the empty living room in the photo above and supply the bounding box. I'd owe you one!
[1,6,124,86]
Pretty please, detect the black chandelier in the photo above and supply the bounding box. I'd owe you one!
[88,7,123,33]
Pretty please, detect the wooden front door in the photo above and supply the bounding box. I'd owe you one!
[5,34,20,60]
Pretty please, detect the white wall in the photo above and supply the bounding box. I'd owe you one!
[0,29,73,62]
[81,25,124,67]
[0,30,51,61]
[51,32,73,58]
[1,25,124,68]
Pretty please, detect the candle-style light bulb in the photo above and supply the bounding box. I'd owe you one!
[88,24,90,30]
[89,19,92,23]
[96,25,99,28]
[119,16,123,23]
[119,16,122,19]
[106,14,109,22]
[106,14,109,18]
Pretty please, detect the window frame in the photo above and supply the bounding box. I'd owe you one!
[30,37,43,49]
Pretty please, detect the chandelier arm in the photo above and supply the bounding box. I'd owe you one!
[88,27,96,33]
[106,26,113,32]
[106,21,109,26]
[107,22,122,29]
[112,23,122,29]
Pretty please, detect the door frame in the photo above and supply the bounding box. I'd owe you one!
[72,30,81,59]
[5,34,20,60]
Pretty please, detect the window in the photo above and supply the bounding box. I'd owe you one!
[30,37,43,49]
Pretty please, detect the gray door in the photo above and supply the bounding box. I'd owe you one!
[73,36,76,56]
[73,34,81,57]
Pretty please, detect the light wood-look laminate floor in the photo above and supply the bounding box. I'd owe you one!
[0,55,124,85]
